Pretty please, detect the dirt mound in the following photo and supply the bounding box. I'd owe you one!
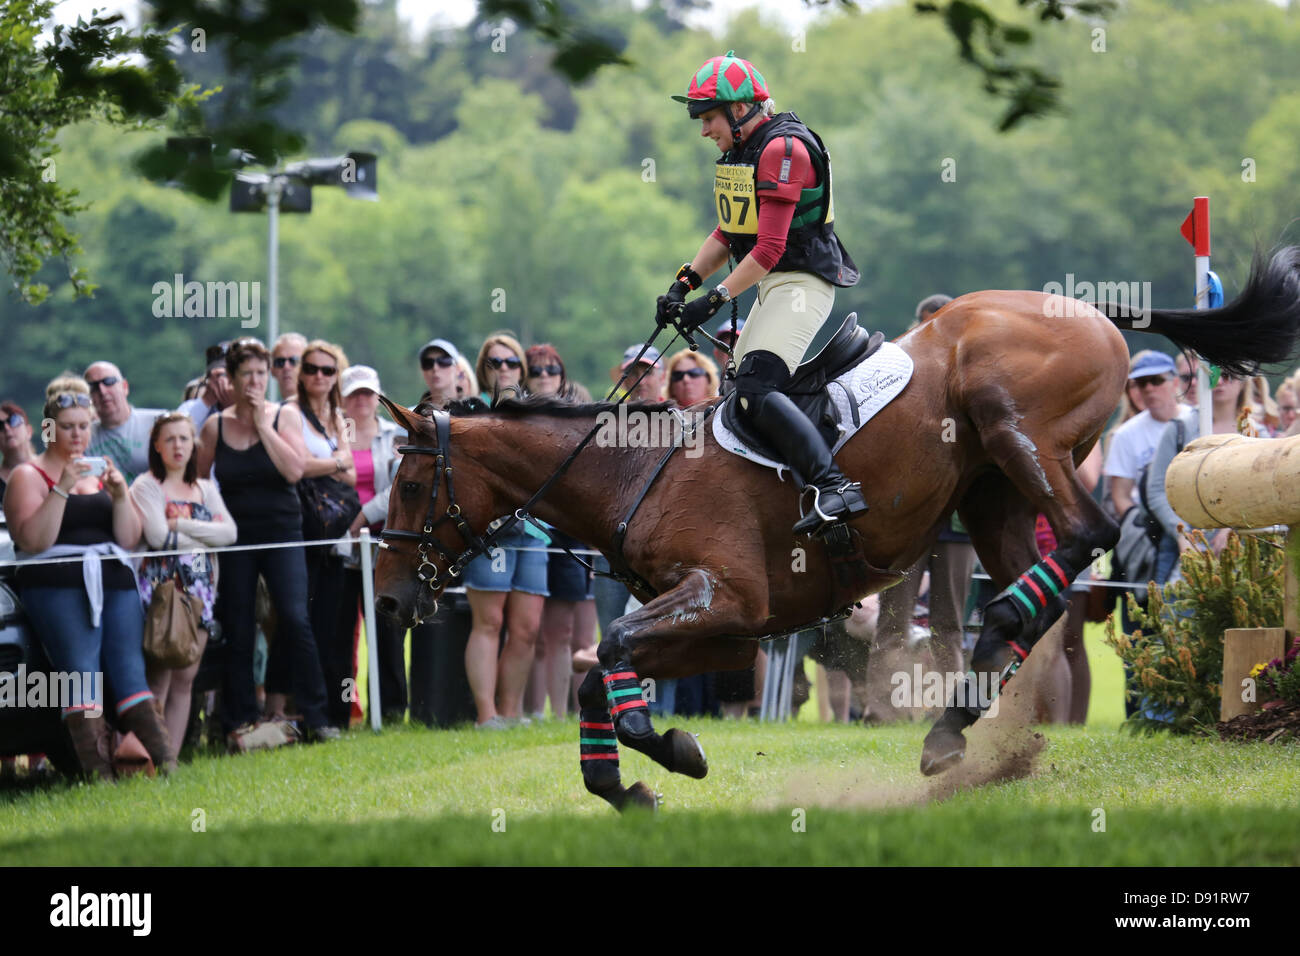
[1217,702,1300,743]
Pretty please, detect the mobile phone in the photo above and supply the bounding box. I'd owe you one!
[78,457,107,476]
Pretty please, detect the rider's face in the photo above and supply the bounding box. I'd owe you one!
[699,106,738,152]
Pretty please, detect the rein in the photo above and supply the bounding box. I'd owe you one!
[381,323,714,597]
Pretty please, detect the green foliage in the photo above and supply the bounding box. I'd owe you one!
[3,0,1300,413]
[1105,531,1286,736]
[0,0,199,302]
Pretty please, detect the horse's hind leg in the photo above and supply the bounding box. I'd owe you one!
[576,668,657,813]
[921,440,1119,775]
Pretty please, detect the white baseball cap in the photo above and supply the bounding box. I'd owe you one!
[418,338,461,364]
[340,364,382,397]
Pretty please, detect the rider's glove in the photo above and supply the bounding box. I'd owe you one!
[679,285,730,333]
[656,263,702,329]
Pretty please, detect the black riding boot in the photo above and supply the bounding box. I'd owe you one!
[749,390,868,536]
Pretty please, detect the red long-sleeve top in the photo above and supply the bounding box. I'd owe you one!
[709,127,816,272]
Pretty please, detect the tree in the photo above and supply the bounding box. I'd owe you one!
[0,0,194,302]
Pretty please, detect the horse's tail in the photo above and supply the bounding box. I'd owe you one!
[1095,245,1300,376]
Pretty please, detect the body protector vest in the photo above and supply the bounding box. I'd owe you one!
[714,112,859,288]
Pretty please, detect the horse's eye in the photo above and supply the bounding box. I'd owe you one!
[400,481,421,498]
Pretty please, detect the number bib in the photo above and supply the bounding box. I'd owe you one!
[714,164,757,235]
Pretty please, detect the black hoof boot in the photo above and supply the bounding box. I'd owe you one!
[920,706,978,776]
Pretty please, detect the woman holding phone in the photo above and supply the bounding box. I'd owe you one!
[4,376,173,780]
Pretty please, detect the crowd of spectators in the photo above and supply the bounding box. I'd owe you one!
[4,300,1297,781]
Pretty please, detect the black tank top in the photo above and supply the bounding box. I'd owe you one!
[213,407,302,543]
[16,465,136,590]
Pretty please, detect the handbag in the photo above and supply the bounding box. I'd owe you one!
[142,531,204,669]
[297,404,362,540]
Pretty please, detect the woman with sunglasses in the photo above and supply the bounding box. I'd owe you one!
[196,338,337,746]
[460,345,568,726]
[130,412,236,754]
[4,377,175,779]
[474,333,527,404]
[665,349,720,407]
[0,400,36,504]
[278,339,357,730]
[519,344,598,719]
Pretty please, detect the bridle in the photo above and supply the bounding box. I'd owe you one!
[378,409,505,591]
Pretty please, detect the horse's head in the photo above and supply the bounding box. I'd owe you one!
[373,394,494,628]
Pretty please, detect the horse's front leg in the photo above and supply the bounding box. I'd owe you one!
[596,568,751,782]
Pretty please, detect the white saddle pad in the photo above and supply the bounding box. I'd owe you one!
[711,340,914,473]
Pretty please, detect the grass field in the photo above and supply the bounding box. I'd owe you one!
[3,624,1297,866]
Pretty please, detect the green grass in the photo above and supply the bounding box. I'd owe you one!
[3,716,1297,866]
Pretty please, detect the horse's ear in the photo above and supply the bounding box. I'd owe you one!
[378,393,432,438]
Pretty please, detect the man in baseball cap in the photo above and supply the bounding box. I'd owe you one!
[612,344,665,402]
[1103,350,1184,520]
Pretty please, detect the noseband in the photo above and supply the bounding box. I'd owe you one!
[379,409,516,590]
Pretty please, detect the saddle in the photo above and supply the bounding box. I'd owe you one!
[720,312,884,462]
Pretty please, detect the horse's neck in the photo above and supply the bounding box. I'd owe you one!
[461,416,652,549]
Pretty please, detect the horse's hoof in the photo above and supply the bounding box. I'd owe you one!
[665,728,708,779]
[920,726,967,776]
[621,781,659,813]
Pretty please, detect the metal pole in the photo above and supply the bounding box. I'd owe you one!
[359,527,382,731]
[780,633,798,720]
[760,640,782,721]
[1190,196,1212,438]
[266,175,282,402]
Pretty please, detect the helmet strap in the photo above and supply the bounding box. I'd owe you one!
[728,101,765,150]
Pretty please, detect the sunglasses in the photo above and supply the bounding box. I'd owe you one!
[1178,373,1195,384]
[302,362,337,377]
[528,364,563,378]
[273,355,300,369]
[486,356,522,370]
[54,393,92,409]
[1133,375,1168,388]
[671,367,708,382]
[85,375,121,392]
[421,355,456,370]
[3,413,26,429]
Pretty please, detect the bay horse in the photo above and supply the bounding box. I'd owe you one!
[374,247,1300,812]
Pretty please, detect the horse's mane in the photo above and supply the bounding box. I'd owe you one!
[429,395,679,419]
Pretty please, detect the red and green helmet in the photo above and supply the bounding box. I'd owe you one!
[672,51,770,119]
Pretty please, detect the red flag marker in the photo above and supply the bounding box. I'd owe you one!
[1180,196,1210,257]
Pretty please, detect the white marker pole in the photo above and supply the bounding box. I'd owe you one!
[359,527,382,732]
[1182,197,1212,437]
